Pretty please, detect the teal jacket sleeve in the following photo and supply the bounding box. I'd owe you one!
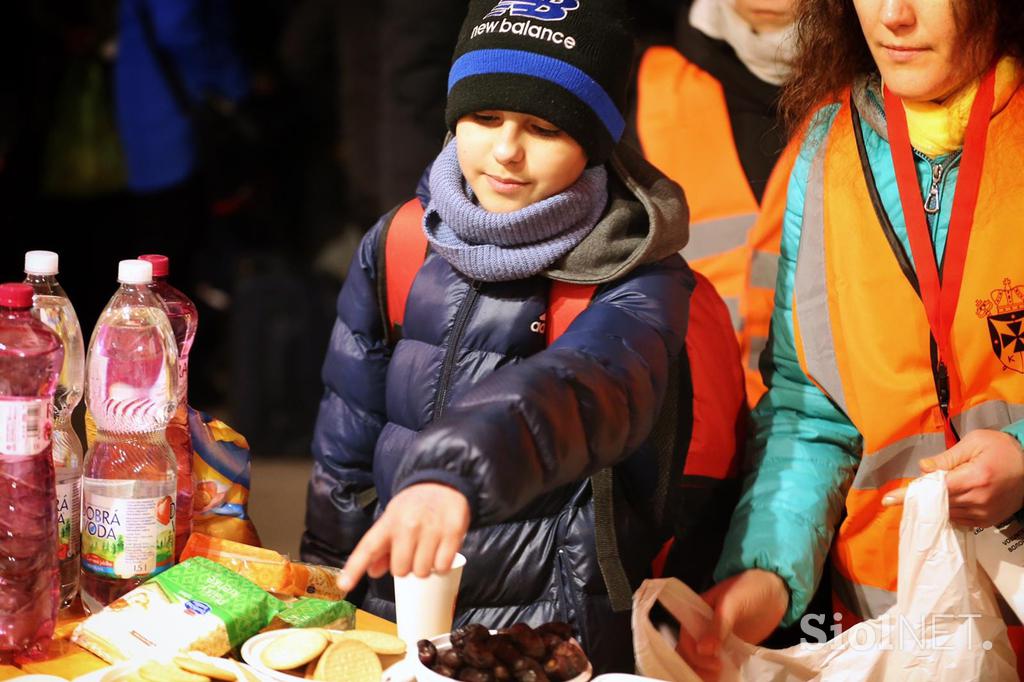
[713,107,863,627]
[1003,420,1024,450]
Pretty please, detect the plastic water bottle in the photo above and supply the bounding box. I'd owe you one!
[0,283,62,659]
[24,250,85,608]
[81,260,178,614]
[139,254,196,559]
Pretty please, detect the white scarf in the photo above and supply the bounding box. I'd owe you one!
[688,0,796,86]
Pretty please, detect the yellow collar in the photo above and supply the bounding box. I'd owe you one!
[898,57,1022,157]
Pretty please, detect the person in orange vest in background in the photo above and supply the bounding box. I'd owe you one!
[676,0,1024,678]
[633,0,799,405]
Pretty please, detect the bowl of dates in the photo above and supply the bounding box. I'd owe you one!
[415,622,592,682]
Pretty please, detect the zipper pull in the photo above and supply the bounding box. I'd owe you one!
[924,163,943,215]
[936,361,950,417]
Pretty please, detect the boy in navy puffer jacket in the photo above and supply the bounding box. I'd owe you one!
[303,0,696,671]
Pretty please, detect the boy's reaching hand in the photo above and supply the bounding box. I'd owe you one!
[337,483,471,592]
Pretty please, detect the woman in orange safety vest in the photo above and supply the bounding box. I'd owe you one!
[678,0,1024,678]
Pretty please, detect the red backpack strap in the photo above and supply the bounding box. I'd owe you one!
[682,272,747,480]
[380,198,428,343]
[651,271,748,582]
[546,281,597,345]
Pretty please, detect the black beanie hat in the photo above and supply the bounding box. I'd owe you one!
[445,0,634,166]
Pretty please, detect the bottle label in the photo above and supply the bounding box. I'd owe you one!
[0,398,52,456]
[56,478,82,561]
[81,489,175,579]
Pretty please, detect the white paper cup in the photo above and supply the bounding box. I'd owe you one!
[394,552,466,654]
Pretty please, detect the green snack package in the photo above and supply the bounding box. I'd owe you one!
[72,557,286,663]
[263,597,357,631]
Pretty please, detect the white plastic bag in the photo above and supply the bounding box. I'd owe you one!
[632,471,1017,681]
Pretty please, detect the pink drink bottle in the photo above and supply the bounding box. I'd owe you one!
[0,283,63,660]
[24,250,85,608]
[139,255,196,559]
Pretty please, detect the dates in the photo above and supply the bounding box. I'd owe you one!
[513,657,550,682]
[463,641,497,669]
[540,633,563,657]
[459,667,495,682]
[441,648,465,670]
[504,624,546,660]
[419,639,439,667]
[543,642,589,681]
[452,623,491,648]
[426,621,589,682]
[536,622,574,641]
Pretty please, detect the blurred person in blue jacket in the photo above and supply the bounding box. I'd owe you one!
[116,0,247,194]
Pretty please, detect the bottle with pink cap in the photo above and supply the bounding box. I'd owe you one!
[0,282,62,660]
[81,260,178,613]
[137,254,196,559]
[23,250,85,608]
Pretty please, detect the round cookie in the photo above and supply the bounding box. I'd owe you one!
[333,630,406,656]
[261,629,330,671]
[173,655,238,681]
[314,639,382,682]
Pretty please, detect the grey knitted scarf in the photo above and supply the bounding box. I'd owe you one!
[423,139,608,282]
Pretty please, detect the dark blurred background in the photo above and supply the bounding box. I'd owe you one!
[0,0,679,474]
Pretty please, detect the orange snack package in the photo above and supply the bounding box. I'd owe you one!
[181,533,290,594]
[181,533,348,600]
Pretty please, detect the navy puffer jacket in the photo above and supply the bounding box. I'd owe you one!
[302,145,693,673]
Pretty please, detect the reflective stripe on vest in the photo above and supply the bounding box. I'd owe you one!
[683,213,758,262]
[792,90,1024,620]
[749,249,779,290]
[740,135,800,404]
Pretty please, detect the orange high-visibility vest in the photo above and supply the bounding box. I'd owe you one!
[792,91,1024,629]
[636,46,791,404]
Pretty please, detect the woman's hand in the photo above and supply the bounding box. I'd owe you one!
[675,569,789,680]
[881,429,1024,526]
[337,483,470,593]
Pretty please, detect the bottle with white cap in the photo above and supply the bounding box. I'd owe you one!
[22,250,86,608]
[81,260,179,613]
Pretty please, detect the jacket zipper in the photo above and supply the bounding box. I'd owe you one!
[432,280,481,421]
[923,161,943,214]
[911,149,961,216]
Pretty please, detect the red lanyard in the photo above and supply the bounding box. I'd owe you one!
[883,65,996,446]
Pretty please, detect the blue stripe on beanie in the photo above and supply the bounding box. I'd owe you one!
[448,48,625,142]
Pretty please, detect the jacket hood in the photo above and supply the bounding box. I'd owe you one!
[545,141,690,285]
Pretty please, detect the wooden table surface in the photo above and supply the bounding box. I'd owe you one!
[0,602,396,680]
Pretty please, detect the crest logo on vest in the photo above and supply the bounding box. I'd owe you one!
[485,0,580,21]
[976,278,1024,374]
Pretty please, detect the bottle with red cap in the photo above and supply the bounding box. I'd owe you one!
[0,283,63,660]
[81,260,178,613]
[138,254,196,559]
[23,250,85,608]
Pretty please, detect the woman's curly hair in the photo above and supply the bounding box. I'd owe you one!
[781,0,1024,134]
